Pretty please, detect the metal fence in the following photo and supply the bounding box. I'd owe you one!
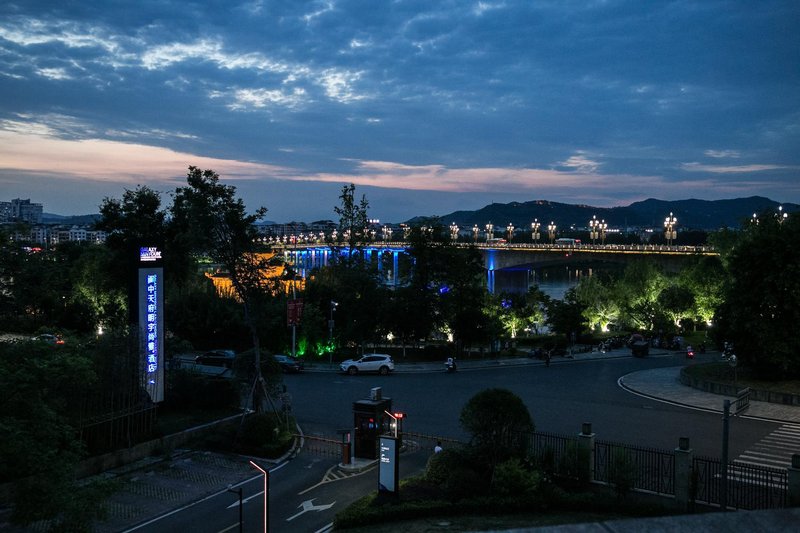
[528,431,580,478]
[692,456,788,510]
[595,439,675,495]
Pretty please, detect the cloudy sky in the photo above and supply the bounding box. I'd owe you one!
[1,1,798,222]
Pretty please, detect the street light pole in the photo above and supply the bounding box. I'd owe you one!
[664,212,677,245]
[328,300,338,367]
[485,223,493,242]
[548,221,556,244]
[589,215,598,245]
[506,223,514,242]
[249,460,269,533]
[531,219,540,243]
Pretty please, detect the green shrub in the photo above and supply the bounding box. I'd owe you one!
[608,448,637,499]
[238,412,295,457]
[491,458,541,497]
[425,448,464,485]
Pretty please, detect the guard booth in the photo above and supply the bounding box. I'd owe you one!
[352,387,392,460]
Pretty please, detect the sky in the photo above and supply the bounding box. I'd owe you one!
[1,1,798,223]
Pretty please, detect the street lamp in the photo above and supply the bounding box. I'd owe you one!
[506,223,515,242]
[664,212,677,245]
[249,460,269,533]
[382,225,391,242]
[599,219,607,245]
[547,221,556,244]
[589,215,599,245]
[751,212,758,226]
[485,223,494,242]
[449,222,459,242]
[530,219,541,243]
[778,205,788,224]
[328,300,338,367]
[472,224,479,242]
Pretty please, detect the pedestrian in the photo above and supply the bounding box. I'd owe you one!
[434,441,443,454]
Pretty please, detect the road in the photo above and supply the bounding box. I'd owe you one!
[124,353,787,532]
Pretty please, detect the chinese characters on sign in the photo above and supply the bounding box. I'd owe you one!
[146,274,158,375]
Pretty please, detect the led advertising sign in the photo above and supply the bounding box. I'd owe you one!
[139,246,162,262]
[138,267,164,402]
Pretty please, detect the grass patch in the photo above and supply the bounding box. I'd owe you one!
[684,362,800,395]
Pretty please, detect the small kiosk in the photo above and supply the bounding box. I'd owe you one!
[352,387,392,460]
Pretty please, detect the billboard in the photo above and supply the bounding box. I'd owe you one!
[138,247,164,403]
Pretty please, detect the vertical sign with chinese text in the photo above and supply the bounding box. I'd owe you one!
[139,247,164,403]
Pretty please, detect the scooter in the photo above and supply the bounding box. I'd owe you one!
[445,358,457,373]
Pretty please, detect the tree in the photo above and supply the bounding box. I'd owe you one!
[615,260,667,331]
[545,289,587,340]
[573,275,620,332]
[657,284,696,328]
[714,214,800,378]
[332,183,369,258]
[460,388,534,470]
[171,167,273,409]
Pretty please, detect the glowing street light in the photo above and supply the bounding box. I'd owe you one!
[382,225,391,242]
[547,221,557,244]
[531,219,541,243]
[449,222,459,241]
[472,224,480,242]
[506,223,515,242]
[485,223,494,242]
[778,205,788,224]
[589,215,599,245]
[664,212,677,245]
[599,219,607,244]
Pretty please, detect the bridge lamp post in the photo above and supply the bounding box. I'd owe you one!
[664,212,677,245]
[778,205,788,224]
[547,222,557,244]
[485,223,494,242]
[382,225,391,242]
[531,219,541,244]
[751,213,758,226]
[589,215,599,245]
[402,224,411,240]
[472,224,480,242]
[599,219,607,245]
[449,222,459,242]
[506,223,515,242]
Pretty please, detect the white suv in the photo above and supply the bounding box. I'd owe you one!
[340,354,395,375]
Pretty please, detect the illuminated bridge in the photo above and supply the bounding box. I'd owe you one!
[276,242,717,293]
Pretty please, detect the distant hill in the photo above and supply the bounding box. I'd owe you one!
[42,213,101,225]
[429,197,799,230]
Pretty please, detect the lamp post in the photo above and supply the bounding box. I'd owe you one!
[589,215,599,245]
[449,222,459,242]
[531,219,541,243]
[778,205,788,224]
[472,224,479,242]
[548,221,556,244]
[227,485,243,533]
[751,212,758,226]
[249,461,269,533]
[328,300,338,367]
[664,212,677,245]
[382,225,391,242]
[599,219,607,245]
[506,223,515,242]
[485,223,494,242]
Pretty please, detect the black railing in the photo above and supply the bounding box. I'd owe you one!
[692,456,788,510]
[595,440,675,495]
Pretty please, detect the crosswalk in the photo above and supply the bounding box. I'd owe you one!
[735,423,800,469]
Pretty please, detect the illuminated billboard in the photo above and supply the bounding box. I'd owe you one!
[138,249,164,403]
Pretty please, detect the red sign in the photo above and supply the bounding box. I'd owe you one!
[287,299,304,326]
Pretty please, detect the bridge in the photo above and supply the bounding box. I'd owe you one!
[275,242,717,293]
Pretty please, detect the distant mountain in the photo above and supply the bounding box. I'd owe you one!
[42,213,101,225]
[429,197,799,231]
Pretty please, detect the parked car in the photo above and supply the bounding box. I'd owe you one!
[273,354,304,373]
[339,354,395,375]
[32,333,65,346]
[195,349,236,369]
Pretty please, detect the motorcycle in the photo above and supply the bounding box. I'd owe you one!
[686,346,695,359]
[445,358,457,373]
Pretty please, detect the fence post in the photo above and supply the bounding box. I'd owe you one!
[674,436,693,511]
[578,422,595,481]
[789,454,800,507]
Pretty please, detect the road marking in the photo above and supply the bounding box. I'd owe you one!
[286,499,336,521]
[734,423,800,470]
[298,462,376,495]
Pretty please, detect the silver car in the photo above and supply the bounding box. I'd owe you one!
[340,353,395,375]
